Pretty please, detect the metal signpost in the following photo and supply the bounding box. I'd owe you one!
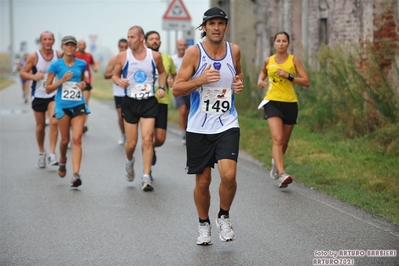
[162,0,192,54]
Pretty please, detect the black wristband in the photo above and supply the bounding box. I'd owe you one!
[159,86,165,90]
[287,73,295,81]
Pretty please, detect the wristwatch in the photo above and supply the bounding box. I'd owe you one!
[287,73,295,81]
[159,85,165,90]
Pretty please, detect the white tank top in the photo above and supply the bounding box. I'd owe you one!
[188,42,239,134]
[172,54,183,71]
[112,53,125,97]
[31,50,58,99]
[122,48,156,100]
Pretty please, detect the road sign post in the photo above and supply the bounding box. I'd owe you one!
[162,0,192,54]
[183,27,195,47]
[89,34,98,52]
[162,0,191,31]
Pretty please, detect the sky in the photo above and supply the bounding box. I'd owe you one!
[0,0,209,62]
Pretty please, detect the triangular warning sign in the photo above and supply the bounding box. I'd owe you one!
[162,0,191,21]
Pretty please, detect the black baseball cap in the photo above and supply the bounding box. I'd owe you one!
[202,7,228,22]
[61,36,77,45]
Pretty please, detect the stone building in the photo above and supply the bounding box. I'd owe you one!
[209,0,399,72]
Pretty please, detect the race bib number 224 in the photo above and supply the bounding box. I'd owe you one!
[62,82,82,101]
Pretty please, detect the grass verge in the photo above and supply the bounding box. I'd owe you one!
[238,111,399,224]
[0,76,15,91]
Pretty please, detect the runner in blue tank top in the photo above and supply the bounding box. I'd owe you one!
[173,7,244,245]
[46,36,90,188]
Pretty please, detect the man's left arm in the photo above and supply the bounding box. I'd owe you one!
[231,44,244,94]
[154,52,166,98]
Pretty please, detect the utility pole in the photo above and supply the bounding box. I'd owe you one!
[9,0,14,73]
[166,0,171,55]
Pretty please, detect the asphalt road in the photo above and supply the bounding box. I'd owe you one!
[1,75,398,266]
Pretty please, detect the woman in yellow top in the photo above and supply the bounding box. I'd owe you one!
[257,31,310,188]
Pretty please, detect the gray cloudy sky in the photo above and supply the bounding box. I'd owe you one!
[0,0,209,59]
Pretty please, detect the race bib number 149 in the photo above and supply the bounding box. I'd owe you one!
[201,87,231,114]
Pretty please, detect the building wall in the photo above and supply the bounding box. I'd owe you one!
[209,0,398,72]
[291,0,303,59]
[326,1,363,45]
[372,0,399,68]
[209,0,258,66]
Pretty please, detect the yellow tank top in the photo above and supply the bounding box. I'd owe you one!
[264,54,298,102]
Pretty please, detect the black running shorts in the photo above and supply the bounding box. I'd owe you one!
[114,96,124,109]
[155,103,168,130]
[31,96,55,112]
[61,103,89,119]
[186,127,240,174]
[263,100,298,125]
[121,96,158,124]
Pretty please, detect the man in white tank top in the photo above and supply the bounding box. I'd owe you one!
[20,31,62,169]
[112,26,167,192]
[173,7,244,245]
[104,38,128,145]
[171,38,190,145]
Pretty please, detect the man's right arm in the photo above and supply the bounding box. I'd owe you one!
[112,52,129,88]
[20,53,41,81]
[104,55,115,79]
[172,46,203,97]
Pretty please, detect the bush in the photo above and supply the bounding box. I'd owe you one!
[297,43,399,139]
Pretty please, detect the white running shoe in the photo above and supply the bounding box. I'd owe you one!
[197,223,212,245]
[125,160,135,182]
[47,153,58,166]
[278,172,293,188]
[270,159,278,180]
[38,152,46,168]
[142,174,153,191]
[118,134,126,146]
[215,215,235,242]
